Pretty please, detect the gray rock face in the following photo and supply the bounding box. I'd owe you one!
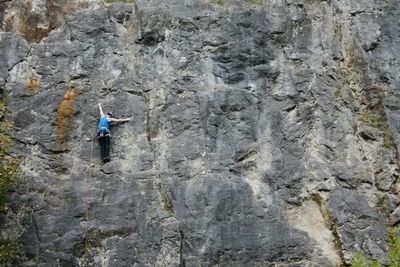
[1,0,400,266]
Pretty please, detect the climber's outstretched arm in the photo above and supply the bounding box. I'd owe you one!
[98,103,105,117]
[110,117,131,123]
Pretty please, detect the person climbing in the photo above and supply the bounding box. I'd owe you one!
[97,103,130,163]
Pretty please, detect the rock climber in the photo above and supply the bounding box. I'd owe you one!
[97,103,130,163]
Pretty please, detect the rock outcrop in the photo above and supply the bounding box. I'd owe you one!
[1,0,399,266]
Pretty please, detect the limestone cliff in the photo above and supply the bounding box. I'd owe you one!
[0,0,399,266]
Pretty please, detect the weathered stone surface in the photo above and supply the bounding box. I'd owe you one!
[0,32,29,80]
[0,0,400,266]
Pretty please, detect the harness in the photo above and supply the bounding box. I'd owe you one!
[97,127,110,138]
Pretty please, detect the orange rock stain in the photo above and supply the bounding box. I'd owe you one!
[27,78,39,94]
[56,85,77,144]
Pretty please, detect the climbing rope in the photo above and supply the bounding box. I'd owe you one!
[84,130,95,252]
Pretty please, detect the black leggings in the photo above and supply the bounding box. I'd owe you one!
[99,136,110,162]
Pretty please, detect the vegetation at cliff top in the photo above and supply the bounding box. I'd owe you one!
[350,227,400,267]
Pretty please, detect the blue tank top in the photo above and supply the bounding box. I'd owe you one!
[98,116,110,131]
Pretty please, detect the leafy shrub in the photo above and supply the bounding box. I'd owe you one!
[388,227,400,267]
[350,227,400,267]
[350,252,379,267]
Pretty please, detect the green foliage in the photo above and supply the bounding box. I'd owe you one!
[388,227,400,267]
[247,0,263,5]
[350,227,400,267]
[350,252,379,267]
[0,240,15,265]
[0,101,20,213]
[209,0,225,5]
